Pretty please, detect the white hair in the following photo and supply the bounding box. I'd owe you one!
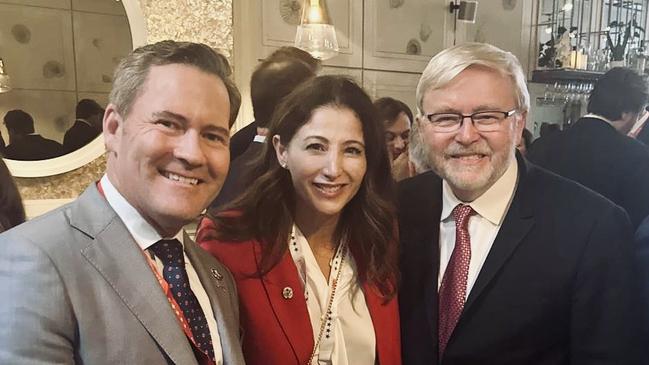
[415,42,530,116]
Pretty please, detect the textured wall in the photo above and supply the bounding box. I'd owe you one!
[16,0,234,200]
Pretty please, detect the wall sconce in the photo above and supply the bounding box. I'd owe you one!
[449,1,479,23]
[0,58,11,93]
[294,0,339,60]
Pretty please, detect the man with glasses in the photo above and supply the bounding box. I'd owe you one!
[398,43,640,364]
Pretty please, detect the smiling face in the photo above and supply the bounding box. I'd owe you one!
[104,63,231,235]
[385,111,411,160]
[273,105,367,224]
[420,65,524,201]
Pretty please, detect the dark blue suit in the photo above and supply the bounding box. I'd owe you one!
[398,155,641,364]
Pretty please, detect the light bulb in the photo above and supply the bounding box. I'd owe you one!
[295,0,339,60]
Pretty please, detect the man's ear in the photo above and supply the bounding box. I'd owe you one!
[618,111,638,134]
[272,135,288,168]
[513,111,527,146]
[103,104,123,155]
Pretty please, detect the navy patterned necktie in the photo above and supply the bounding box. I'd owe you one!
[150,239,215,362]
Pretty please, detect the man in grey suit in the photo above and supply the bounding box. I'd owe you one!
[0,41,245,365]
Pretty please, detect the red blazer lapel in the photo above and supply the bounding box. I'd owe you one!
[256,246,314,364]
[363,282,402,365]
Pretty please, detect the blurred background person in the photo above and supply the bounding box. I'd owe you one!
[211,51,316,209]
[229,46,320,161]
[516,128,533,156]
[63,99,105,154]
[197,76,401,365]
[528,67,649,229]
[3,109,64,161]
[0,158,25,233]
[374,97,413,181]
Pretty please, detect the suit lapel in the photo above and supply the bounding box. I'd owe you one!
[364,282,400,365]
[257,246,314,363]
[72,186,198,365]
[462,155,536,314]
[419,175,443,344]
[184,234,245,365]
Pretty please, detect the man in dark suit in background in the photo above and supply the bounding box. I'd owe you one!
[3,109,64,160]
[399,43,640,364]
[228,46,320,161]
[63,98,105,154]
[210,50,316,209]
[528,67,649,229]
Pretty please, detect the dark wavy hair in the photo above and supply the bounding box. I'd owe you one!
[374,97,413,127]
[0,159,25,232]
[207,75,398,298]
[587,67,649,120]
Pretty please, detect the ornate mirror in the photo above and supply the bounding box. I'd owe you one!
[0,0,147,177]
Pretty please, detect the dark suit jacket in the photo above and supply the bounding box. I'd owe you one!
[63,119,100,154]
[197,217,402,365]
[229,121,258,161]
[634,214,649,363]
[399,156,639,364]
[4,134,64,160]
[211,141,264,210]
[527,116,649,229]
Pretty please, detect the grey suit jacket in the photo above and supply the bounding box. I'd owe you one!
[0,184,245,365]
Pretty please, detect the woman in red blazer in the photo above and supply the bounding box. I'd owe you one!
[197,75,401,365]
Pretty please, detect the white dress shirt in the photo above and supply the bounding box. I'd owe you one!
[438,159,518,299]
[100,175,223,364]
[289,224,376,365]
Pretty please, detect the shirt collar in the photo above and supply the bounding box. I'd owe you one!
[100,174,183,251]
[583,113,614,124]
[253,135,266,143]
[441,157,518,226]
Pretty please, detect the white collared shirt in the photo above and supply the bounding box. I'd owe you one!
[252,134,266,143]
[438,159,518,299]
[100,175,223,364]
[583,113,614,124]
[289,224,376,365]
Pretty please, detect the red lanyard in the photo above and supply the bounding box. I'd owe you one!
[96,180,215,364]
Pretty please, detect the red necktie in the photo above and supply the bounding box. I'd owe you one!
[438,204,474,358]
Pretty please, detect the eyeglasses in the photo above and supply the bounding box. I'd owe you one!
[424,109,518,133]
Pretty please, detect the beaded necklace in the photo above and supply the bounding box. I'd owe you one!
[289,225,348,365]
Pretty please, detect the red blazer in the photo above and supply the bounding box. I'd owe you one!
[197,217,402,365]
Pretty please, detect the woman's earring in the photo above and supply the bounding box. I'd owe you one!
[280,161,288,169]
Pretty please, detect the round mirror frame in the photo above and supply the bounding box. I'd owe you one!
[4,0,147,178]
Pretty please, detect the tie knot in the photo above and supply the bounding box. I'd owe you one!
[150,239,185,268]
[452,204,474,229]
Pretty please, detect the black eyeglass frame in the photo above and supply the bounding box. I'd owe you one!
[423,109,518,132]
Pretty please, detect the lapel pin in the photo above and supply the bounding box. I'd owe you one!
[211,268,224,281]
[211,268,226,291]
[282,286,294,299]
